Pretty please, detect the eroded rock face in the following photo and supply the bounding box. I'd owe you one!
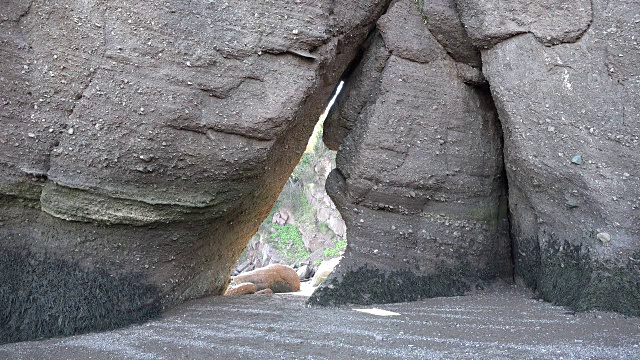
[312,0,512,306]
[0,0,390,343]
[316,0,639,315]
[473,0,640,315]
[456,0,593,47]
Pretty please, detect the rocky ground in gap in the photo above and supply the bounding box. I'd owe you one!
[1,285,638,360]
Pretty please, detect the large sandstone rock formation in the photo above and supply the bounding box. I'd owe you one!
[0,0,390,344]
[312,0,512,305]
[312,0,639,315]
[1,0,638,345]
[473,0,640,314]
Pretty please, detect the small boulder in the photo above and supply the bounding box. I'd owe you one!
[311,257,341,287]
[272,211,290,226]
[232,259,252,276]
[571,155,584,165]
[297,265,311,280]
[255,288,274,295]
[224,282,257,296]
[233,264,300,293]
[597,232,611,244]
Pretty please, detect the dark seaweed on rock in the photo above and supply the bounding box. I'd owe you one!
[539,242,640,317]
[0,248,161,345]
[308,267,470,306]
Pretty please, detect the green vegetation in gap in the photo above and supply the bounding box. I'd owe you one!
[292,124,327,185]
[281,124,328,224]
[239,118,346,268]
[324,239,347,259]
[292,153,313,179]
[318,222,334,235]
[269,224,310,264]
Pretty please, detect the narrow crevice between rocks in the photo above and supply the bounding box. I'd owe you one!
[322,29,390,152]
[481,82,517,285]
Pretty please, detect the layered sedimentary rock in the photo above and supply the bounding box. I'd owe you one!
[315,0,639,315]
[0,0,390,343]
[462,0,640,315]
[1,0,638,344]
[311,0,512,305]
[456,0,593,47]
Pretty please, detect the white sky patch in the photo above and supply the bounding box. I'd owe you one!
[353,308,401,317]
[305,80,345,152]
[326,81,344,112]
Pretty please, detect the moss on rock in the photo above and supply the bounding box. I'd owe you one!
[307,267,470,306]
[539,242,640,317]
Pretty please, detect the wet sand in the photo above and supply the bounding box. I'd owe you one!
[1,285,638,359]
